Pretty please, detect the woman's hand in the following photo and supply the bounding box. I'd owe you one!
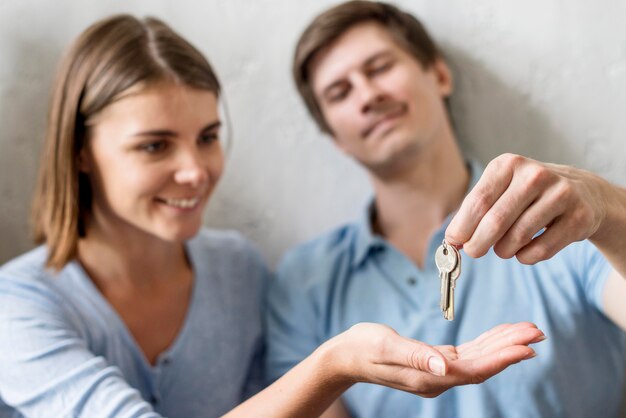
[322,321,544,398]
[224,322,543,418]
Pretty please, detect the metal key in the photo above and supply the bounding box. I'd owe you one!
[435,240,458,315]
[444,245,461,321]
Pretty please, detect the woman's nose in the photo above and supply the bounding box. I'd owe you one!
[173,151,209,188]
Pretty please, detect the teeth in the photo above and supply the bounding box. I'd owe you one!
[163,197,200,209]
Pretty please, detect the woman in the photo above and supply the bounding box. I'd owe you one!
[0,15,543,418]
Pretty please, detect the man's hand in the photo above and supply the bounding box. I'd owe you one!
[445,153,619,264]
[331,321,544,398]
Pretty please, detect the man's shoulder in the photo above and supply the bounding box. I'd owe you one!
[277,222,361,284]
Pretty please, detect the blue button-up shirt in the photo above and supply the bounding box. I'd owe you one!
[266,161,624,418]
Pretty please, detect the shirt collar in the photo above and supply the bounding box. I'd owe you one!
[352,158,484,268]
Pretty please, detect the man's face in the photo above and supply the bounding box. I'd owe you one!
[310,22,452,172]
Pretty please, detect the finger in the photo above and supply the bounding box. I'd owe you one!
[457,345,537,383]
[446,156,516,247]
[463,174,540,258]
[459,325,545,360]
[433,345,458,361]
[457,322,543,356]
[380,334,449,377]
[515,216,578,264]
[456,323,515,352]
[493,187,566,259]
[456,322,539,355]
[366,364,433,394]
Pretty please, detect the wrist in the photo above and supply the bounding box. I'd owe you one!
[590,182,626,248]
[313,334,357,390]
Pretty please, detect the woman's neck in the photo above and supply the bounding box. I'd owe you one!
[77,220,190,292]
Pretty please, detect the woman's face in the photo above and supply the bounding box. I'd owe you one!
[80,83,224,243]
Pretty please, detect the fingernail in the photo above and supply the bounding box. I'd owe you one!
[531,335,547,344]
[524,351,537,360]
[428,356,446,376]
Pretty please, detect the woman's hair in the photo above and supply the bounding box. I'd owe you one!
[32,15,221,270]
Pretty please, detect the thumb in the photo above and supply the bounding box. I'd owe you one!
[384,334,448,377]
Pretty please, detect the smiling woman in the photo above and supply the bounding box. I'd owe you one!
[0,10,544,418]
[79,84,223,246]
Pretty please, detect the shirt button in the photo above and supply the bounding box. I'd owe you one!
[150,395,158,405]
[162,357,171,366]
[407,277,417,286]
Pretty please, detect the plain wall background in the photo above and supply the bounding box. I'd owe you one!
[1,0,625,267]
[1,0,625,414]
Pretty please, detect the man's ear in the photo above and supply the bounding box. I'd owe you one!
[433,57,453,98]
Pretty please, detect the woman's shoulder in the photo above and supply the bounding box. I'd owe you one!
[0,246,55,284]
[0,246,76,320]
[190,228,263,259]
[188,228,270,281]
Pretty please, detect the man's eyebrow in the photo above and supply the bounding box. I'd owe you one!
[132,120,221,138]
[320,50,394,97]
[362,50,394,67]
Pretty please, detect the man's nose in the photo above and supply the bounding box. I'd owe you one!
[354,75,386,113]
[174,150,209,187]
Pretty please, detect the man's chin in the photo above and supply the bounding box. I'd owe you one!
[361,141,424,175]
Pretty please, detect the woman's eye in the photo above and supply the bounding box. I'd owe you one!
[199,132,219,144]
[139,140,167,154]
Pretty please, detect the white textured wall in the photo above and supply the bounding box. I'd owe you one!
[1,0,625,268]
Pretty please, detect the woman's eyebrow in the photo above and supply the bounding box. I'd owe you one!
[132,129,178,138]
[201,121,222,132]
[132,120,222,138]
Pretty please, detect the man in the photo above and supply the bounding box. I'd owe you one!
[266,1,626,418]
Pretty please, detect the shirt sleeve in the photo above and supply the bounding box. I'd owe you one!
[0,274,163,418]
[574,239,614,313]
[264,249,323,384]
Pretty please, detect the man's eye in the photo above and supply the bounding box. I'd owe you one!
[139,140,167,153]
[328,89,349,103]
[369,61,393,76]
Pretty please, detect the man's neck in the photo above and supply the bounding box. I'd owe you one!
[369,136,469,268]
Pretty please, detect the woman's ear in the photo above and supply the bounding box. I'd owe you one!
[77,146,91,173]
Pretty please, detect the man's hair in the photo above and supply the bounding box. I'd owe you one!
[293,1,440,134]
[32,15,221,270]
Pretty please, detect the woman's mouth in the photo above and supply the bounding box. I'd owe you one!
[157,196,201,209]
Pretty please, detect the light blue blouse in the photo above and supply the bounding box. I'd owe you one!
[0,229,268,418]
